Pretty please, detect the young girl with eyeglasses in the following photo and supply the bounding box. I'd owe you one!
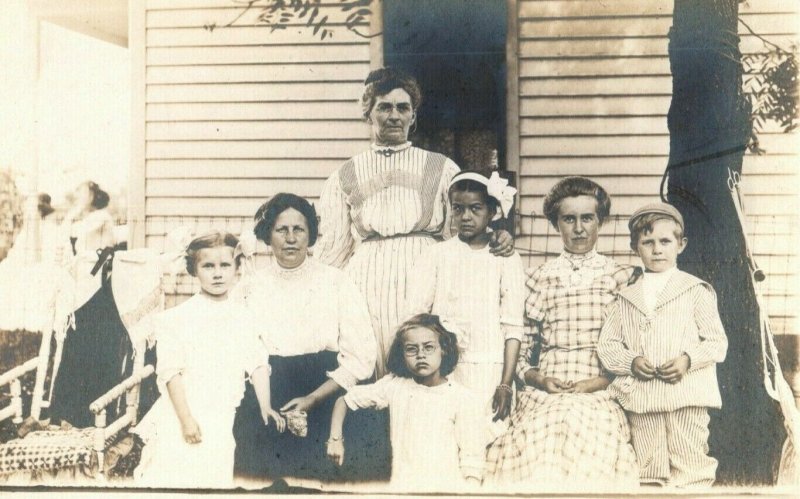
[326,314,485,492]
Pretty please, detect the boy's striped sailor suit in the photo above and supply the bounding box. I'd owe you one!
[598,269,728,487]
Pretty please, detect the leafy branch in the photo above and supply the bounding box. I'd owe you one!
[739,17,798,153]
[205,0,379,41]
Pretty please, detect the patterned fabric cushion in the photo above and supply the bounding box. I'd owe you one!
[0,428,95,476]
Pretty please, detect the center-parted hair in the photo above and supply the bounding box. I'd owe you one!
[184,230,239,277]
[253,193,319,246]
[386,314,460,378]
[361,67,423,120]
[542,176,611,227]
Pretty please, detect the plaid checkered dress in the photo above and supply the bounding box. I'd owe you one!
[486,251,639,486]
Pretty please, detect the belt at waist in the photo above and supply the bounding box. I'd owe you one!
[362,232,441,243]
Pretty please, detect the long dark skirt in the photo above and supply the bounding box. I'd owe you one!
[233,351,390,481]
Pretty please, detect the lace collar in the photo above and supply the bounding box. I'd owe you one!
[547,249,607,288]
[371,141,412,157]
[559,249,605,270]
[266,255,312,280]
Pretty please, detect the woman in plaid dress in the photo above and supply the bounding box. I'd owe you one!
[486,177,638,489]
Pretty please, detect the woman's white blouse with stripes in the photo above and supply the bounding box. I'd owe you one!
[315,144,460,374]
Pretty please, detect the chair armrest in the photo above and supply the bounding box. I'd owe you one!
[0,358,39,424]
[89,365,155,415]
[0,358,38,387]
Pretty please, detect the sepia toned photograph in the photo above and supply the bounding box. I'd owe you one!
[0,0,798,495]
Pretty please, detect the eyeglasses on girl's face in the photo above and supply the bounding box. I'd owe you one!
[403,343,439,357]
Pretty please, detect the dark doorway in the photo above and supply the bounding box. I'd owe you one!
[383,0,508,172]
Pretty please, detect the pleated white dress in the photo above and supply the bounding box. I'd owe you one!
[316,142,459,376]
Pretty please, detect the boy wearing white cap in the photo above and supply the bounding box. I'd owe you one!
[597,202,728,488]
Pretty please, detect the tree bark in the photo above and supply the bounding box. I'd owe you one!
[666,0,785,485]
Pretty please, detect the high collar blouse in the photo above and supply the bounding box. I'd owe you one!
[233,256,377,389]
[315,144,460,269]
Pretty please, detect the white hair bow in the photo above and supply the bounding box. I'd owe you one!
[486,172,517,221]
[235,228,259,275]
[235,229,258,260]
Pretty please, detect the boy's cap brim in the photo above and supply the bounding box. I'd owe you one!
[628,202,684,231]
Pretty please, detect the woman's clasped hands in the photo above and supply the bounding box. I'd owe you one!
[525,370,610,394]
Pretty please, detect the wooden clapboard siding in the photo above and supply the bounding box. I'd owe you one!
[515,0,799,334]
[145,159,344,178]
[147,63,370,84]
[133,0,799,334]
[136,0,371,247]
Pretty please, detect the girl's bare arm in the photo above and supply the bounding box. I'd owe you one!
[166,374,201,443]
[251,365,285,432]
[326,396,349,466]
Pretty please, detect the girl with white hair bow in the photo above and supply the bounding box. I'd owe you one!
[404,169,526,441]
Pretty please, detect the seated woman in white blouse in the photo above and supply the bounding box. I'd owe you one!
[232,193,378,483]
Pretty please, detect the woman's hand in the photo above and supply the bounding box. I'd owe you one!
[262,408,286,433]
[571,376,611,394]
[492,388,513,421]
[181,417,202,444]
[281,395,317,414]
[489,230,515,257]
[524,369,573,394]
[326,438,345,466]
[540,377,574,394]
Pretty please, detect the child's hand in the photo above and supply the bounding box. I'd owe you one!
[657,353,690,384]
[540,377,574,394]
[492,387,513,421]
[262,408,286,433]
[181,417,202,444]
[464,476,482,488]
[489,230,515,257]
[631,356,657,381]
[326,438,345,466]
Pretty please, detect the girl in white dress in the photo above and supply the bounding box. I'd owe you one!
[326,314,485,493]
[405,170,526,431]
[135,231,282,489]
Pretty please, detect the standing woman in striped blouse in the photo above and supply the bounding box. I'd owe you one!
[485,176,638,489]
[316,67,514,377]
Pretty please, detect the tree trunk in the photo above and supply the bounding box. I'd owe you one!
[666,0,785,485]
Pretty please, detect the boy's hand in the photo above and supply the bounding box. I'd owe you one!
[326,439,345,466]
[489,230,514,257]
[492,388,513,421]
[631,356,657,381]
[262,408,286,433]
[657,353,690,384]
[181,417,202,444]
